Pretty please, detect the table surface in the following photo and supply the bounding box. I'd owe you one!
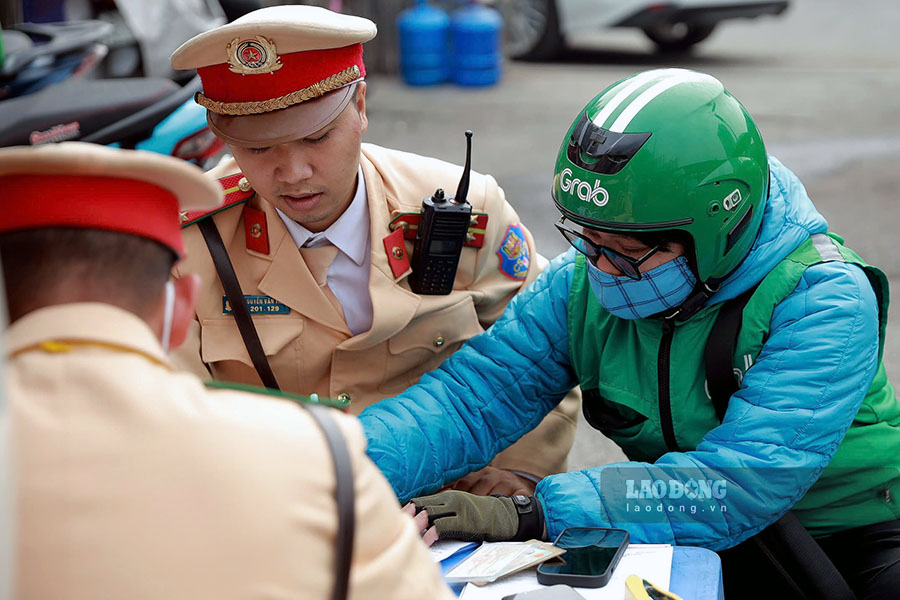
[443,544,724,599]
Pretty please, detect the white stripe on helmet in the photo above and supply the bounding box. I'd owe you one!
[591,69,684,129]
[608,70,718,133]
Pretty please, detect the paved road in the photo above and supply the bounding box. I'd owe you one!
[363,0,900,470]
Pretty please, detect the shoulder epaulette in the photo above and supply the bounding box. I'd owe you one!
[203,380,351,411]
[389,211,489,248]
[180,173,255,228]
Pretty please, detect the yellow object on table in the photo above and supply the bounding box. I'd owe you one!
[625,574,684,600]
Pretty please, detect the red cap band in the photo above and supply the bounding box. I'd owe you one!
[1,174,184,255]
[197,43,365,105]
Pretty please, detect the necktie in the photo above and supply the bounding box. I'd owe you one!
[299,245,345,320]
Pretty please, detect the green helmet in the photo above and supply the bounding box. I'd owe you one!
[552,68,768,282]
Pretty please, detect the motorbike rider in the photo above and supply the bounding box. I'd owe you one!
[360,68,900,599]
[168,4,578,496]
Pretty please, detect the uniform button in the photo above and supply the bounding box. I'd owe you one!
[238,177,252,192]
[433,336,445,347]
[337,392,351,404]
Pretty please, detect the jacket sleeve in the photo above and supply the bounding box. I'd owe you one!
[536,261,881,551]
[360,251,580,502]
[467,176,580,479]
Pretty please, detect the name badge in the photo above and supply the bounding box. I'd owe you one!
[223,295,291,315]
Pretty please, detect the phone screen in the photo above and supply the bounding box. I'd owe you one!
[539,528,629,577]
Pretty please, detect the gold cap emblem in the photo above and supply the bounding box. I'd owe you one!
[226,36,283,75]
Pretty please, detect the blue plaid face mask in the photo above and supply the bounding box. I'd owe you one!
[587,255,696,319]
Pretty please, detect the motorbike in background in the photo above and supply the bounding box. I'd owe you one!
[0,20,224,167]
[0,71,224,165]
[1,19,110,99]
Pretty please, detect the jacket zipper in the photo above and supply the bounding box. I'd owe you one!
[658,318,679,452]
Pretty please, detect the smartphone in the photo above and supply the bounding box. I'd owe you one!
[536,526,630,588]
[501,584,586,600]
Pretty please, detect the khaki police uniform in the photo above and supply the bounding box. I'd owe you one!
[168,5,578,480]
[9,302,453,600]
[173,144,579,478]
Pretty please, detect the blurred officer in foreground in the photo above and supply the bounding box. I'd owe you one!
[360,69,900,599]
[167,4,578,496]
[1,142,452,600]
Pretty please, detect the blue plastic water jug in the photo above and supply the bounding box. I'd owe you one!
[397,0,451,86]
[451,1,503,87]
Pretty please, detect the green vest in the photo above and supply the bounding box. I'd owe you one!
[568,233,900,536]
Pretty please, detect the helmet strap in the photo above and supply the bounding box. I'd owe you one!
[661,278,722,321]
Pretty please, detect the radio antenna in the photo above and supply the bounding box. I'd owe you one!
[454,130,473,206]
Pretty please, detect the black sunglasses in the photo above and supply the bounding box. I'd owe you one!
[554,217,661,280]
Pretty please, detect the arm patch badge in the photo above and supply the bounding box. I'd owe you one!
[496,224,530,281]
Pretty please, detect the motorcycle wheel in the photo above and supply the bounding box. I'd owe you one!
[494,0,563,61]
[642,21,716,54]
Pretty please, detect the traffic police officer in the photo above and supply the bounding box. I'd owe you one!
[1,142,452,600]
[169,5,578,495]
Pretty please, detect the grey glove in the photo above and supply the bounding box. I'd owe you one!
[412,490,544,542]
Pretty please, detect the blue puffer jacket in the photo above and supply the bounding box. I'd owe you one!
[359,157,881,550]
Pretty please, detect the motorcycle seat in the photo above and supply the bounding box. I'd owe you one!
[0,77,181,147]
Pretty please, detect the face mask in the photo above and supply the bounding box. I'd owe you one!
[587,256,696,320]
[160,280,175,352]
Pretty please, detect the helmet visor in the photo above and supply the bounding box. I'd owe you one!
[567,111,652,175]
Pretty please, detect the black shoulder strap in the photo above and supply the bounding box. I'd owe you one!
[754,512,856,600]
[307,405,356,600]
[197,218,280,391]
[704,284,758,420]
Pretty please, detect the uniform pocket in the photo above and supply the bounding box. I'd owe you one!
[381,295,484,393]
[200,316,304,367]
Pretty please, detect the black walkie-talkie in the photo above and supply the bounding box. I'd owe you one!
[408,130,474,295]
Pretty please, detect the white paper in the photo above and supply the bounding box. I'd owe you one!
[458,544,674,600]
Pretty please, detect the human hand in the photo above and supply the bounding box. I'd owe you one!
[411,490,544,543]
[449,465,537,497]
[402,502,439,546]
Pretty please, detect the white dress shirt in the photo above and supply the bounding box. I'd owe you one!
[276,166,373,334]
